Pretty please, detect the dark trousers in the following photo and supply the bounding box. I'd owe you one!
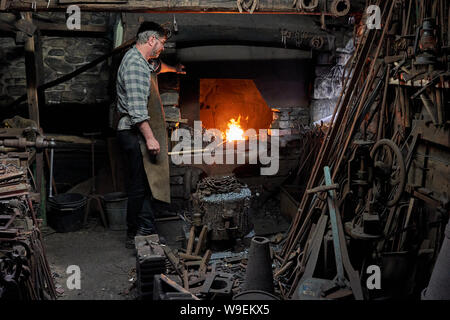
[116,129,156,236]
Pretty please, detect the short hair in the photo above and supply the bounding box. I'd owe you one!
[136,21,170,44]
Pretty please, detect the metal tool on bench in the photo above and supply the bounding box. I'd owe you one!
[293,166,363,300]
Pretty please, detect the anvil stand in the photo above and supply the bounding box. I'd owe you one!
[83,132,108,228]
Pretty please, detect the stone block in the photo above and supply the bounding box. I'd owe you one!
[160,92,179,106]
[42,38,74,47]
[6,85,25,96]
[14,78,26,85]
[86,53,104,62]
[170,176,184,185]
[45,57,73,73]
[315,65,333,77]
[164,106,181,120]
[310,99,338,123]
[279,120,290,129]
[48,49,65,56]
[65,55,85,64]
[77,74,99,82]
[62,90,85,102]
[45,91,62,104]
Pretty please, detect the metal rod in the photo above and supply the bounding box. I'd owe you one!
[49,139,54,198]
[324,166,345,286]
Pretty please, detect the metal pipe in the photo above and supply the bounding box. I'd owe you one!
[49,139,54,198]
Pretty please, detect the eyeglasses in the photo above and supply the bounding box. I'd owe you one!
[154,36,166,46]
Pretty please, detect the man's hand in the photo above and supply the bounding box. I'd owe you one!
[146,136,160,155]
[137,121,160,155]
[175,63,186,74]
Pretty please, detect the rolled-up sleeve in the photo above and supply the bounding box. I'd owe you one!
[123,61,151,125]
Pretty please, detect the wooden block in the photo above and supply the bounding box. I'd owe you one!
[194,225,208,256]
[186,226,195,255]
[179,253,202,260]
[199,250,212,275]
[159,274,199,300]
[183,268,189,290]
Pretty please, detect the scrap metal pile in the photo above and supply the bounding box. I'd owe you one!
[0,129,56,300]
[191,175,252,241]
[274,0,449,300]
[135,233,251,300]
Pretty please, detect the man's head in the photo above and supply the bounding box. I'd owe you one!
[136,21,170,59]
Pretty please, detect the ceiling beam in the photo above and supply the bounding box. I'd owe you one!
[3,0,359,14]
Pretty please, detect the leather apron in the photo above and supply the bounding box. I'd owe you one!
[139,72,171,203]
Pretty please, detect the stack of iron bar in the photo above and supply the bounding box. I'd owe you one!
[135,235,166,300]
[0,156,56,300]
[0,163,30,200]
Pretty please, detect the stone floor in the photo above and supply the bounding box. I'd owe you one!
[43,196,290,300]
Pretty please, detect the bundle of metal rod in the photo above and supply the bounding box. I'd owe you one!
[0,155,56,300]
[276,0,449,300]
[280,0,390,261]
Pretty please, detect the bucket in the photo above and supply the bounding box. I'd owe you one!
[47,193,87,233]
[103,192,128,231]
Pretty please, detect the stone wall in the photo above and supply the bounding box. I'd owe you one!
[310,38,354,124]
[0,12,112,106]
[0,37,26,106]
[42,36,111,104]
[270,106,310,135]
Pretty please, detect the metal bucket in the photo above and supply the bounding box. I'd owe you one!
[103,192,128,231]
[47,193,87,233]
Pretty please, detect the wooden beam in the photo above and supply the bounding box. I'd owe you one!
[35,21,109,33]
[24,12,40,127]
[23,12,45,203]
[4,0,355,14]
[58,0,127,3]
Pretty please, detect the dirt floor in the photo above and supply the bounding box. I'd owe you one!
[43,196,290,300]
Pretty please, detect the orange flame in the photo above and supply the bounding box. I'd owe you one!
[225,116,245,142]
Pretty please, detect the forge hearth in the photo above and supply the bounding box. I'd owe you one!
[191,175,252,241]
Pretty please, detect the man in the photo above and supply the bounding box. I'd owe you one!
[115,21,185,248]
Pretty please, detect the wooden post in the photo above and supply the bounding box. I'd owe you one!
[24,12,40,127]
[24,12,45,217]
